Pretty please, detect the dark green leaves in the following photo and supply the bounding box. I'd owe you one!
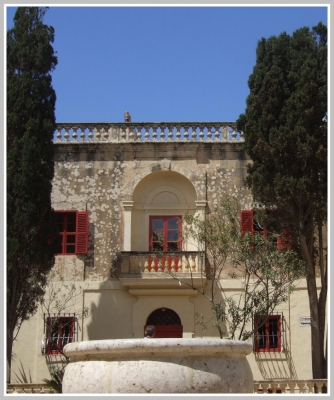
[7,7,59,378]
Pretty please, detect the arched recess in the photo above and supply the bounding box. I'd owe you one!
[131,294,195,338]
[145,307,183,338]
[122,170,206,252]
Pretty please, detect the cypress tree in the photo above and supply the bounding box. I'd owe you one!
[7,7,59,382]
[237,23,327,378]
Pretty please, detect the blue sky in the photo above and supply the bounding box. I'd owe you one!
[6,5,328,123]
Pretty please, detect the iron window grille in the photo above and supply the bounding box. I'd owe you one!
[147,308,182,325]
[253,312,285,353]
[43,313,77,355]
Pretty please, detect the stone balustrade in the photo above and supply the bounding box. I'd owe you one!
[7,379,328,394]
[120,251,203,275]
[253,379,328,394]
[54,122,243,143]
[7,383,58,394]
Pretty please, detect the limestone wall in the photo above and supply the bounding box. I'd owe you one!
[11,278,315,382]
[10,139,317,384]
[51,141,252,280]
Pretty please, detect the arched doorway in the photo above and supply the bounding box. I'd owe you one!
[145,308,183,338]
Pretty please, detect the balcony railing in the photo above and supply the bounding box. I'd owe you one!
[54,122,244,143]
[120,251,204,275]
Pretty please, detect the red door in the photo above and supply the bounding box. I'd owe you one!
[145,308,183,338]
[154,325,183,338]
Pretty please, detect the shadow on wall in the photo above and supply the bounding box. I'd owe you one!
[193,286,227,339]
[110,252,121,279]
[79,220,94,270]
[85,281,137,341]
[255,318,298,380]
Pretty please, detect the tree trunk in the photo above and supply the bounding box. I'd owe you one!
[300,233,325,378]
[306,278,324,378]
[317,222,327,378]
[7,327,14,383]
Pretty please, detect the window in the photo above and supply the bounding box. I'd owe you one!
[149,216,182,252]
[44,315,76,355]
[254,314,283,352]
[240,210,290,252]
[240,210,267,238]
[55,211,89,254]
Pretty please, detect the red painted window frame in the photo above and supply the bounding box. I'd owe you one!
[149,216,182,252]
[46,317,75,355]
[55,211,89,255]
[254,315,282,353]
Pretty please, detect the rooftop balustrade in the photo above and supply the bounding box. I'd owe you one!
[54,122,244,143]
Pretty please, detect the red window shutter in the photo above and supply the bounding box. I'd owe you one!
[240,210,254,235]
[277,230,291,253]
[69,318,75,343]
[276,316,282,351]
[58,320,63,352]
[277,235,283,252]
[46,317,52,355]
[76,211,89,254]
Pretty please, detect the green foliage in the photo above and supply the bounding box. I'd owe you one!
[7,7,59,381]
[12,360,32,384]
[236,22,327,378]
[40,272,90,390]
[40,272,90,319]
[43,364,64,393]
[226,232,305,340]
[237,22,327,236]
[177,198,304,340]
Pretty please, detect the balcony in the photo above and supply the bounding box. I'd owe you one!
[119,251,205,293]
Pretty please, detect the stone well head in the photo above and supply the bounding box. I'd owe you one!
[62,338,254,394]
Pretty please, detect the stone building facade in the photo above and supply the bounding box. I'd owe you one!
[11,122,318,383]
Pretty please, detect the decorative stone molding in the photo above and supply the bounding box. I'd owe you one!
[122,201,134,251]
[195,200,207,221]
[122,200,134,211]
[160,158,171,171]
[195,200,207,210]
[145,185,186,206]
